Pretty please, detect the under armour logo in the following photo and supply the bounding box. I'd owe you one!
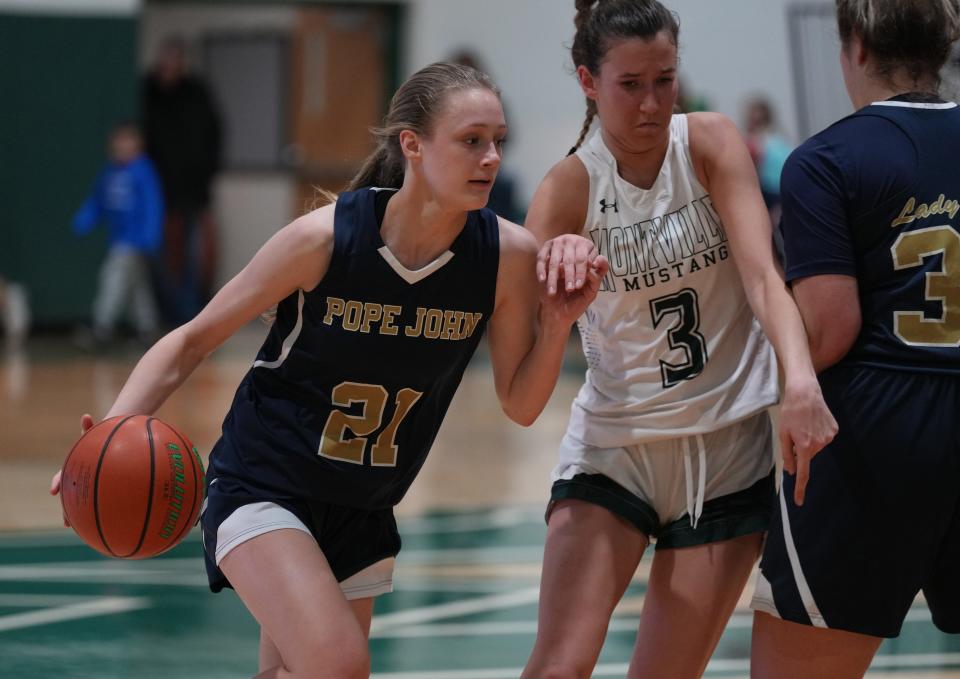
[599,198,618,213]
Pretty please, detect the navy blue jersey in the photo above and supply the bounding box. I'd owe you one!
[781,98,960,374]
[209,188,500,509]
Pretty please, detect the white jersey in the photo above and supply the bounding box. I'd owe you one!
[569,115,778,447]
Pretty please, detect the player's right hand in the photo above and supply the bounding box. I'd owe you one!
[779,379,837,507]
[49,414,95,525]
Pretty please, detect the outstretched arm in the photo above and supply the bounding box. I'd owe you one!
[51,207,335,496]
[105,208,334,417]
[487,220,606,426]
[691,113,837,505]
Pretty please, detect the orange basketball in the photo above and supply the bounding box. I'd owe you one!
[60,415,205,559]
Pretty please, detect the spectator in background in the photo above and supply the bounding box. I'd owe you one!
[73,122,163,347]
[143,36,222,325]
[676,77,711,113]
[450,49,525,223]
[743,96,793,257]
[940,41,960,101]
[0,278,29,352]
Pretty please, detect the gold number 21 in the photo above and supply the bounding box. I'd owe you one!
[891,224,960,346]
[319,382,423,466]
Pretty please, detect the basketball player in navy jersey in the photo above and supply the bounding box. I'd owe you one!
[51,62,607,678]
[521,2,838,678]
[750,2,960,677]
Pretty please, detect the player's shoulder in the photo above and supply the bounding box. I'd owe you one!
[286,201,336,250]
[686,111,741,151]
[686,112,749,172]
[537,153,590,198]
[687,111,738,139]
[551,151,590,180]
[526,154,590,237]
[787,109,916,182]
[496,215,538,258]
[806,108,913,156]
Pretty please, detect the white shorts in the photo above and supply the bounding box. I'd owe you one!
[551,410,775,546]
[201,475,400,600]
[212,502,395,600]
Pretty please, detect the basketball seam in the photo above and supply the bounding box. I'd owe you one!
[94,415,138,557]
[124,417,157,558]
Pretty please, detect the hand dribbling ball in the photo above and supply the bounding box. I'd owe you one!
[60,415,205,559]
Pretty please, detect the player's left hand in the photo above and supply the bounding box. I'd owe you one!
[779,379,838,507]
[536,235,608,324]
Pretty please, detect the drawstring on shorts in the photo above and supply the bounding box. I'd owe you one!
[682,434,707,529]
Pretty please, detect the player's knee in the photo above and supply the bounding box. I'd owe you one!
[535,664,593,679]
[525,657,595,679]
[322,637,370,679]
[290,632,370,678]
[334,649,371,679]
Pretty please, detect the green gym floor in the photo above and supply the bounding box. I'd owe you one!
[0,512,959,678]
[2,332,958,678]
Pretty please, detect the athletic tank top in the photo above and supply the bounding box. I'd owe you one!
[569,115,778,446]
[208,188,500,509]
[781,98,960,375]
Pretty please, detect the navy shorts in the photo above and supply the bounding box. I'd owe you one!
[752,365,960,638]
[200,474,401,598]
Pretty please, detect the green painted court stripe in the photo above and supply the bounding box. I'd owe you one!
[0,562,208,586]
[370,587,541,632]
[393,580,534,593]
[372,608,937,639]
[398,546,544,565]
[870,655,960,669]
[398,508,542,534]
[0,531,204,548]
[371,654,960,678]
[0,594,109,607]
[0,596,150,632]
[371,667,626,679]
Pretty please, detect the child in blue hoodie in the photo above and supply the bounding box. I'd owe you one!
[73,122,164,344]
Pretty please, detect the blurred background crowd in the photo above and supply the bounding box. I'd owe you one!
[2,0,959,353]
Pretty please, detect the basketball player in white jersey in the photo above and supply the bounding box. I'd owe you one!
[521,2,838,678]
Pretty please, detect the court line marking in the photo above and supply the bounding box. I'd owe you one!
[370,654,960,678]
[0,596,150,633]
[0,547,543,584]
[0,563,209,586]
[0,532,204,549]
[372,608,935,639]
[392,580,531,593]
[0,508,541,548]
[398,507,542,535]
[0,593,110,607]
[869,655,960,669]
[370,587,541,632]
[398,546,545,565]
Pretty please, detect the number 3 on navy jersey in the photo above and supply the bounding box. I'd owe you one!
[891,225,960,346]
[320,382,423,466]
[650,288,708,388]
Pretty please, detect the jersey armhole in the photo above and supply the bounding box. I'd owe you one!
[572,153,592,234]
